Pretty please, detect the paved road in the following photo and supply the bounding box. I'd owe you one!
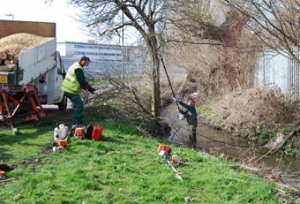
[42,99,72,116]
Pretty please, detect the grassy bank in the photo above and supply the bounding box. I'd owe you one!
[0,106,291,203]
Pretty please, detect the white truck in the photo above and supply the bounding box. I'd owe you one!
[0,20,67,127]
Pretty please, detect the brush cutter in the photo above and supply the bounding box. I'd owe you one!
[157,144,183,181]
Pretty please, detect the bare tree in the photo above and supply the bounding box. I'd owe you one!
[46,0,172,132]
[165,0,254,94]
[224,0,300,63]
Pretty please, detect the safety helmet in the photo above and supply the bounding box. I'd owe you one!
[187,98,196,106]
[78,55,91,66]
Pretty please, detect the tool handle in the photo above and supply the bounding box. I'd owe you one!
[160,56,182,113]
[160,57,177,99]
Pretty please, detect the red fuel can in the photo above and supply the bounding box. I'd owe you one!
[92,126,103,141]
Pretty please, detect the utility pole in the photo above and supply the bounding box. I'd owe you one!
[122,12,125,82]
[5,14,14,20]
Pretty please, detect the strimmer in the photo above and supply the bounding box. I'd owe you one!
[157,144,183,181]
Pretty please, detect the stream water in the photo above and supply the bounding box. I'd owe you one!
[163,103,300,189]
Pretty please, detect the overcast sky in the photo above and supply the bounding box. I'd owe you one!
[0,0,93,42]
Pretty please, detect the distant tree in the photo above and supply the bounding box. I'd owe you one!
[165,0,252,93]
[167,1,247,46]
[224,0,300,63]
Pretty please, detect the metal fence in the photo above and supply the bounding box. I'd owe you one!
[254,47,300,99]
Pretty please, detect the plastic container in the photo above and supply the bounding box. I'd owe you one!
[92,126,103,141]
[85,123,94,140]
[54,124,68,140]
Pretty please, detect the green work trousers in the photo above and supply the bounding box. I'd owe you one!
[64,92,84,125]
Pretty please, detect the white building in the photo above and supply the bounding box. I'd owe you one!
[57,40,147,75]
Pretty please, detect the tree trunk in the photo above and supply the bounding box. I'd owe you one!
[151,52,160,118]
[147,36,161,134]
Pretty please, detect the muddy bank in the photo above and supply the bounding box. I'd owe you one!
[198,87,300,157]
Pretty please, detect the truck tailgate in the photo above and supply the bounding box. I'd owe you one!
[18,38,56,85]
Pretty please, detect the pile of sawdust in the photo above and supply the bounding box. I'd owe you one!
[207,87,300,138]
[0,33,54,56]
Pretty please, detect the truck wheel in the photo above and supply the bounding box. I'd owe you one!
[58,96,67,111]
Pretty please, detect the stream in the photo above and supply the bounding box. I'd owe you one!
[163,103,300,189]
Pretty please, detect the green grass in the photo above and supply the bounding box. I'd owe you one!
[197,99,216,120]
[0,106,284,203]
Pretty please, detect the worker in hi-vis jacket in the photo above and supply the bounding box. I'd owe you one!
[61,55,96,129]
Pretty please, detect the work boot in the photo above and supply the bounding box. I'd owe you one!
[187,142,196,149]
[188,138,197,149]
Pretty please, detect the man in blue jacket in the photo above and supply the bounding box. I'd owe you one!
[61,56,96,128]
